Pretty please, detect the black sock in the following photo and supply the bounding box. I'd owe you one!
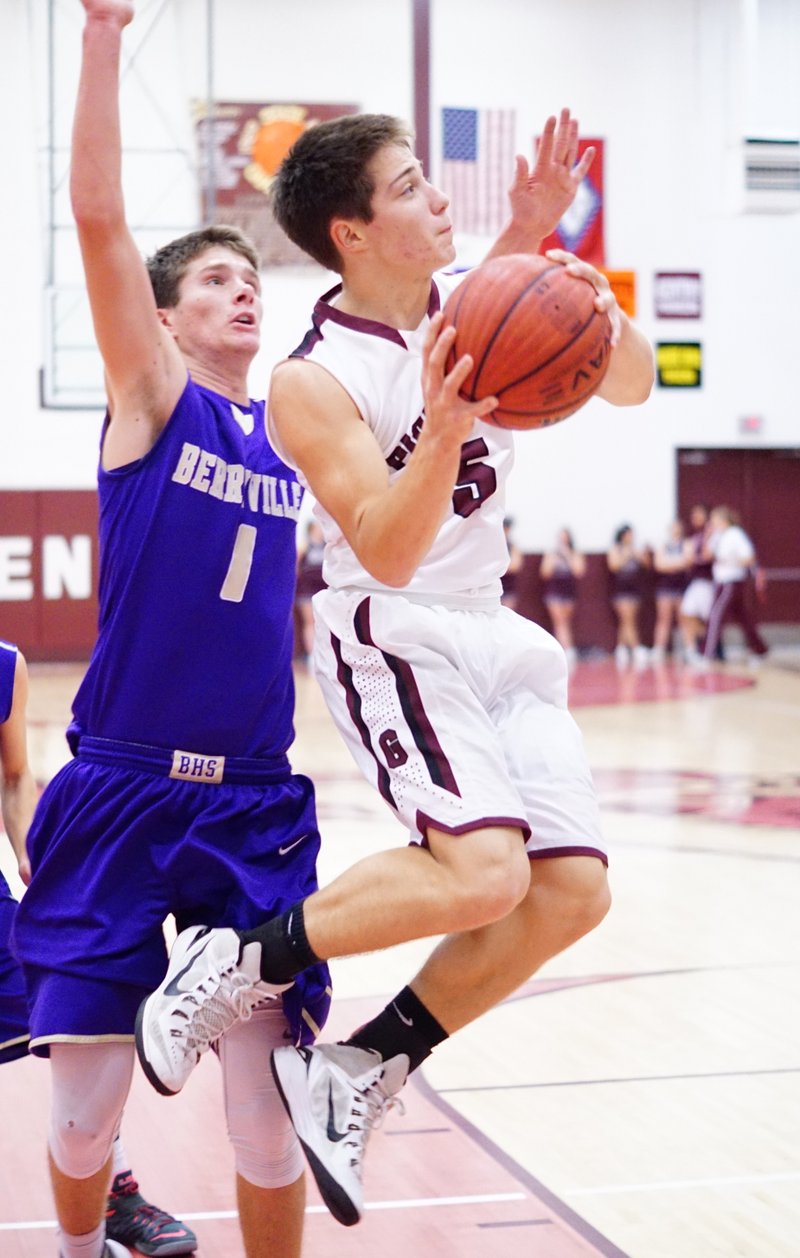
[239,901,322,985]
[346,986,448,1074]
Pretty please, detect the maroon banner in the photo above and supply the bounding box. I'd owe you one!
[538,137,605,268]
[196,102,358,266]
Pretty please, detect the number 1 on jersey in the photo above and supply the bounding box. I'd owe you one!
[220,523,256,602]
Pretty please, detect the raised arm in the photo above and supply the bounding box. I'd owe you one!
[72,0,185,464]
[270,316,497,587]
[484,108,595,262]
[0,652,36,885]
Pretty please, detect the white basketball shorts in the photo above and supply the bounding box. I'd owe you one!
[680,578,714,620]
[312,588,606,863]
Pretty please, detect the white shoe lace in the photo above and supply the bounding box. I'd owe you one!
[341,1073,406,1176]
[171,970,274,1061]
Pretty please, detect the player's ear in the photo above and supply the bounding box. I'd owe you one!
[330,217,368,259]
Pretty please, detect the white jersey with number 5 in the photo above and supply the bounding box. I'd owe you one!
[267,272,515,607]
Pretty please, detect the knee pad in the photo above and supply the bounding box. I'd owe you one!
[219,1009,304,1189]
[49,1043,133,1180]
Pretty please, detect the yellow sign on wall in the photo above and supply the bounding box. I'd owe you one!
[656,341,702,387]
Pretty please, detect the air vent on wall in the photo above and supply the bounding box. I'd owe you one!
[743,137,800,212]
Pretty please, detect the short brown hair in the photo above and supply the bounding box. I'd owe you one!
[146,225,260,308]
[272,114,413,273]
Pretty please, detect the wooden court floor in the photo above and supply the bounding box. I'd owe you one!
[1,647,799,1258]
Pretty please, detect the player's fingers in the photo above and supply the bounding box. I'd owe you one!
[573,145,595,181]
[510,153,529,191]
[423,312,451,367]
[534,114,557,168]
[563,118,579,169]
[604,302,622,348]
[425,309,445,343]
[427,321,457,371]
[544,247,576,267]
[551,107,572,165]
[469,395,499,420]
[443,351,474,393]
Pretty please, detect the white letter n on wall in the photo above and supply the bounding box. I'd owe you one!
[42,535,92,600]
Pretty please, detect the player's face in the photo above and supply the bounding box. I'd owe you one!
[361,144,454,274]
[165,247,263,362]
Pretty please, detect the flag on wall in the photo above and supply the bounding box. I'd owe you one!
[440,107,516,236]
[538,138,605,267]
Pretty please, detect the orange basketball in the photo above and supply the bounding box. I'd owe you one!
[251,119,307,176]
[442,253,613,430]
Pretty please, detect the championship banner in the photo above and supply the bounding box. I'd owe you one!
[538,138,604,267]
[195,102,358,266]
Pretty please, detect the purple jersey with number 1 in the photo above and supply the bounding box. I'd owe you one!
[70,377,302,756]
[14,381,331,1054]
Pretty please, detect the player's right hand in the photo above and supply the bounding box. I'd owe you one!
[422,312,498,438]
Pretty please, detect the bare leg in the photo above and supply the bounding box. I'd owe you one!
[49,1150,113,1240]
[680,612,703,655]
[410,855,610,1033]
[238,1173,305,1258]
[614,599,640,650]
[303,824,531,959]
[653,595,675,651]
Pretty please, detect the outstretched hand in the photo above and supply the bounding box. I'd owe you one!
[422,312,498,436]
[508,108,594,242]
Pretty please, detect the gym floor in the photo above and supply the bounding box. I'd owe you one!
[1,647,798,1257]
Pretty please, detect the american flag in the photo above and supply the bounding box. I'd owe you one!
[439,107,516,236]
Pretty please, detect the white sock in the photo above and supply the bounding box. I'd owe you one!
[58,1221,105,1258]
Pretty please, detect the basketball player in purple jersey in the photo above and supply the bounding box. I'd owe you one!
[11,4,330,1257]
[138,110,654,1225]
[1,640,196,1255]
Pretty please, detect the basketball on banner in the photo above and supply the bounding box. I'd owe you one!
[195,101,358,265]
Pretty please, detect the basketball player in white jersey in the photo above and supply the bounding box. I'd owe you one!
[138,109,655,1227]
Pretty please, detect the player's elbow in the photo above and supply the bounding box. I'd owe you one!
[363,555,417,588]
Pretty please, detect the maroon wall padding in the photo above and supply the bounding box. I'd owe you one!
[516,553,657,653]
[0,491,99,661]
[677,447,800,625]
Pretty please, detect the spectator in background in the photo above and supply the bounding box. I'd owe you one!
[607,524,651,668]
[295,519,327,663]
[540,527,586,669]
[679,503,715,664]
[651,518,688,662]
[703,506,769,665]
[500,517,524,612]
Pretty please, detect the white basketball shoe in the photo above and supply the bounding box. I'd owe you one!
[271,1042,409,1226]
[135,925,289,1096]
